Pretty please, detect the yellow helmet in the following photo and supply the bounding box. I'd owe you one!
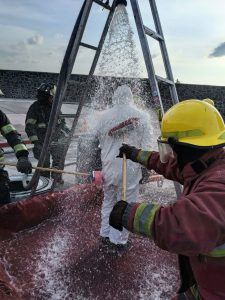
[160,99,225,148]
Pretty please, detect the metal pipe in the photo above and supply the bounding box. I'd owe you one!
[115,0,127,7]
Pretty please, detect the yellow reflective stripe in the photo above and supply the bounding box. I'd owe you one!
[133,204,146,234]
[133,203,160,237]
[204,243,225,257]
[26,118,37,125]
[190,285,202,300]
[30,135,38,142]
[162,129,204,139]
[136,150,152,167]
[206,250,225,257]
[37,123,46,128]
[1,124,16,135]
[13,144,27,153]
[218,132,225,140]
[143,205,160,237]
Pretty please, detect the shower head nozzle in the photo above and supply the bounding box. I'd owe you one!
[115,0,127,7]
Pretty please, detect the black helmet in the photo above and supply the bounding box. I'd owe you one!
[37,82,56,102]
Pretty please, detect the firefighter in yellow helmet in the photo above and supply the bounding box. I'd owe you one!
[110,99,225,299]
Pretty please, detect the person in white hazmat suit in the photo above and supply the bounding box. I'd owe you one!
[94,85,152,247]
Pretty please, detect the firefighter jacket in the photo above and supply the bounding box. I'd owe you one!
[25,101,69,144]
[122,148,225,299]
[0,110,28,161]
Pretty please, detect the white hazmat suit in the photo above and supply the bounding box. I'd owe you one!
[94,85,152,245]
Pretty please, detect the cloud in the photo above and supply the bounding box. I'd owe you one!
[0,0,55,24]
[54,33,64,39]
[209,42,225,58]
[27,34,44,45]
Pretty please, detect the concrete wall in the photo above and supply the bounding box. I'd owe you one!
[1,69,225,115]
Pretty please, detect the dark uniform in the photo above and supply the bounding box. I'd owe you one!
[0,110,32,204]
[25,83,70,182]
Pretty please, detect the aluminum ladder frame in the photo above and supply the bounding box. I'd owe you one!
[130,0,181,196]
[28,0,181,196]
[130,0,179,113]
[27,0,118,193]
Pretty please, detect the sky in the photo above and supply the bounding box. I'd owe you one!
[0,0,225,86]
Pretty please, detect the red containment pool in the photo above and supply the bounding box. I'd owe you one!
[0,183,179,299]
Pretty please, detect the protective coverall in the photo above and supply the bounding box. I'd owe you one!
[0,110,31,204]
[25,98,69,180]
[94,85,151,245]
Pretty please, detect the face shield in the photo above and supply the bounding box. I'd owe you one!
[157,138,174,163]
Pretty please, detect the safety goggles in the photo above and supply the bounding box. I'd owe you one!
[157,138,174,163]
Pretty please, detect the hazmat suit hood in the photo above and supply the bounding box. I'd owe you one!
[112,85,134,106]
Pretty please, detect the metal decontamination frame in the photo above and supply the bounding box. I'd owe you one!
[27,0,181,195]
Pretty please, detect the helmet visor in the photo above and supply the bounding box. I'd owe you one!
[157,139,174,163]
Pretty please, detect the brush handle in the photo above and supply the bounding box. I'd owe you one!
[122,153,127,201]
[0,161,89,176]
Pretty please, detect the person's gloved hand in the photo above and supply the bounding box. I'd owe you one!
[117,143,140,162]
[87,173,94,183]
[109,200,128,231]
[16,157,32,174]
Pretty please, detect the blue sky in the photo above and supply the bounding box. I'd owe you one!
[0,0,225,86]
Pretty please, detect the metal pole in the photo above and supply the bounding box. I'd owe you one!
[26,0,93,193]
[149,0,179,104]
[130,0,165,113]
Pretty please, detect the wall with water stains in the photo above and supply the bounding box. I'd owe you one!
[1,69,225,116]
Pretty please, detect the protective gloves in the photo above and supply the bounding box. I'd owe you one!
[87,173,94,183]
[117,143,141,162]
[109,200,128,231]
[16,157,32,174]
[117,143,152,167]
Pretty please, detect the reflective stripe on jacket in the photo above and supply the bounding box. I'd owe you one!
[0,110,28,159]
[123,148,225,299]
[25,101,69,144]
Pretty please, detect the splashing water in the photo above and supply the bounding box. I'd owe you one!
[91,4,145,111]
[77,3,159,177]
[96,4,142,78]
[33,230,72,300]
